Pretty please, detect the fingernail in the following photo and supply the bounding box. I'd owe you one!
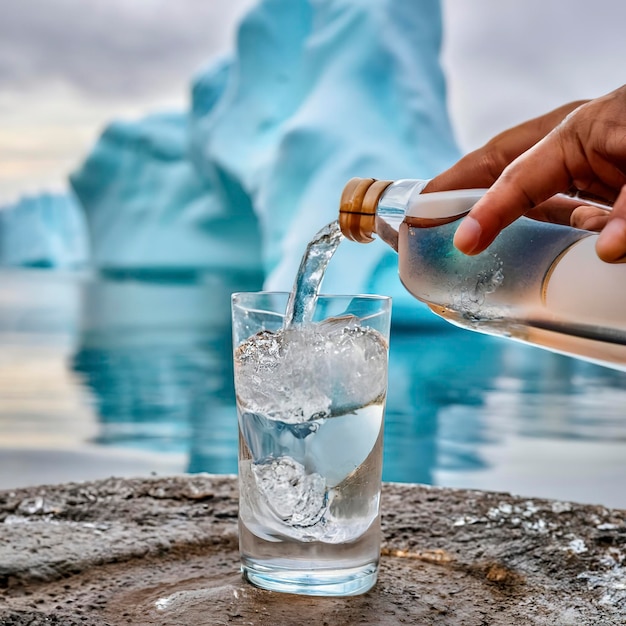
[597,217,626,262]
[454,216,482,254]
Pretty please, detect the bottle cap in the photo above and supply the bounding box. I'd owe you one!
[339,178,393,243]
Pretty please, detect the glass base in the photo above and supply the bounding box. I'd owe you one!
[241,559,378,596]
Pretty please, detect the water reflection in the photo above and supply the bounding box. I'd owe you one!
[4,269,626,506]
[384,327,504,484]
[71,270,263,474]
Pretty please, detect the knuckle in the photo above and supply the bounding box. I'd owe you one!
[477,149,508,182]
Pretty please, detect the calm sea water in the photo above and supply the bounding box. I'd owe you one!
[2,268,626,508]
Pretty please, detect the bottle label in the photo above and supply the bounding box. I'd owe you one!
[544,236,626,329]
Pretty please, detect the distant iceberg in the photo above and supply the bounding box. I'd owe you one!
[0,191,88,268]
[7,0,460,323]
[70,107,263,275]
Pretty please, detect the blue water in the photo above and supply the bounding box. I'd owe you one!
[2,268,626,508]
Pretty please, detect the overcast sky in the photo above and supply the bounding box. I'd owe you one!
[0,0,254,201]
[1,0,625,202]
[441,0,626,151]
[0,0,256,98]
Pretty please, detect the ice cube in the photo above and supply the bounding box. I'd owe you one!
[316,316,388,415]
[303,404,382,487]
[234,319,387,423]
[253,456,327,527]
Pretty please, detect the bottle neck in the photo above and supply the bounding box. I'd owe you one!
[338,178,429,245]
[374,180,430,249]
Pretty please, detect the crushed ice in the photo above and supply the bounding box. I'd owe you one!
[235,316,387,423]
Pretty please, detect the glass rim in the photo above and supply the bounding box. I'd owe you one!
[231,291,391,303]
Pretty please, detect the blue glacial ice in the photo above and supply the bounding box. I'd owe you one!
[7,0,460,323]
[189,0,460,319]
[0,192,89,268]
[70,105,263,275]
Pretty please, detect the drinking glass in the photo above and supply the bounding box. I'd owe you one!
[231,291,391,596]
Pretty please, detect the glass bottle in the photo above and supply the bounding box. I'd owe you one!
[339,177,626,371]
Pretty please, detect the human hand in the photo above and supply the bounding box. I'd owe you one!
[426,85,626,262]
[571,185,626,262]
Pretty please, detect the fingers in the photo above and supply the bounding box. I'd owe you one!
[432,89,626,258]
[452,214,482,253]
[527,195,587,225]
[453,134,573,254]
[570,205,611,231]
[424,149,505,193]
[596,185,626,262]
[426,101,587,194]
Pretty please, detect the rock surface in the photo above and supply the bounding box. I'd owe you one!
[1,475,624,625]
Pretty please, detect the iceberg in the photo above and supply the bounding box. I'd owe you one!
[0,192,88,268]
[30,0,462,471]
[70,104,263,275]
[2,0,459,322]
[191,0,460,317]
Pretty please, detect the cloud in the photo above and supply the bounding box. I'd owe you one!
[0,0,254,99]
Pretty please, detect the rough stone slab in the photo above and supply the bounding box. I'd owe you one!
[0,474,624,625]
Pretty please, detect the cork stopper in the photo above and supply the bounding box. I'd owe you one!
[339,178,394,243]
